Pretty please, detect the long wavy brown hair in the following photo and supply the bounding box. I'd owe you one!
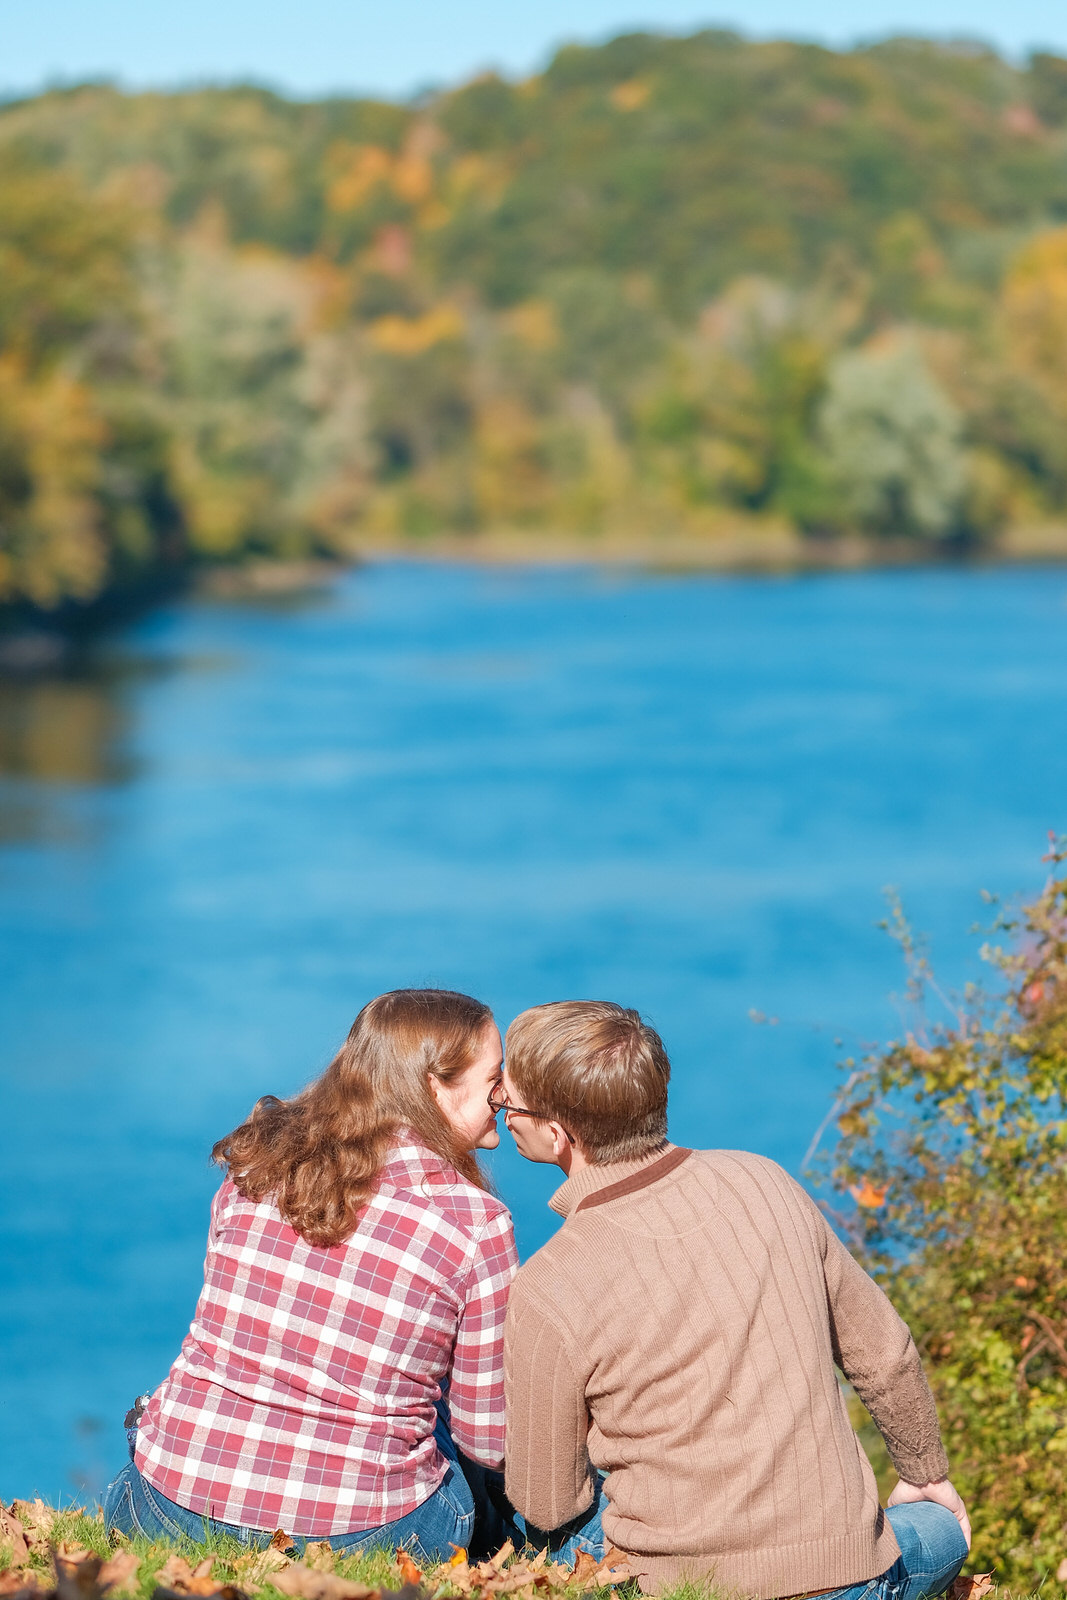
[212,988,494,1248]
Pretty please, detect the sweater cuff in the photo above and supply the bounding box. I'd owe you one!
[888,1438,950,1487]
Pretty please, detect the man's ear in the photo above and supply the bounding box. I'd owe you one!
[547,1122,572,1162]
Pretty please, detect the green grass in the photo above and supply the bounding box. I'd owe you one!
[4,1502,1012,1600]
[4,1509,655,1600]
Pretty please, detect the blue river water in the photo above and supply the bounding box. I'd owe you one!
[2,560,1067,1504]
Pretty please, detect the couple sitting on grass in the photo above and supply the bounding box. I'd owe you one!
[104,990,970,1600]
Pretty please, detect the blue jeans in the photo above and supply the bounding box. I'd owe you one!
[515,1496,966,1597]
[819,1503,968,1600]
[102,1406,514,1563]
[515,1477,607,1564]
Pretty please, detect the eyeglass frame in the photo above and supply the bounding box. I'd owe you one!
[487,1080,574,1145]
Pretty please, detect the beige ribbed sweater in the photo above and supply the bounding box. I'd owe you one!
[504,1147,948,1598]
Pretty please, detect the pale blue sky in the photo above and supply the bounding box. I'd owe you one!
[3,0,1067,101]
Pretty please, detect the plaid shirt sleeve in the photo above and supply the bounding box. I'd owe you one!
[447,1207,519,1468]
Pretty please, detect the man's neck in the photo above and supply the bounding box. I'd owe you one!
[556,1140,592,1178]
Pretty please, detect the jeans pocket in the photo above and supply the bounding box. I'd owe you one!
[434,1476,472,1529]
[140,1477,193,1542]
[121,1478,154,1542]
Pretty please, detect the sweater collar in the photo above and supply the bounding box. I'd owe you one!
[548,1141,676,1217]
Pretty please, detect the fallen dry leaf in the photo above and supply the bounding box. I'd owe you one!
[394,1556,421,1588]
[593,1549,633,1588]
[949,1575,994,1600]
[570,1553,600,1584]
[0,1507,31,1565]
[155,1557,219,1596]
[96,1554,140,1595]
[54,1547,90,1566]
[55,1554,110,1600]
[433,1555,472,1596]
[448,1549,468,1569]
[1055,1559,1067,1584]
[271,1566,376,1600]
[0,1574,39,1599]
[488,1544,514,1574]
[299,1547,335,1575]
[232,1544,293,1588]
[11,1506,55,1544]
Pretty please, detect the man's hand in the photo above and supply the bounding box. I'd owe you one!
[888,1477,971,1549]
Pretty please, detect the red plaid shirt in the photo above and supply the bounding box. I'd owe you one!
[136,1137,517,1536]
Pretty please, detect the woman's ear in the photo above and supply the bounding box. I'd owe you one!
[426,1073,447,1113]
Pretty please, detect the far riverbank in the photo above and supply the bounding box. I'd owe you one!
[348,521,1067,575]
[4,522,1067,674]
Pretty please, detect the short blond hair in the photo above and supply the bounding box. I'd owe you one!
[505,1000,670,1163]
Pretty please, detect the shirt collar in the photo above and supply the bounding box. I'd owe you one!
[548,1141,675,1217]
[381,1131,458,1186]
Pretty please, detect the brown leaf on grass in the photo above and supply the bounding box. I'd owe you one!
[299,1547,335,1575]
[271,1565,377,1600]
[949,1575,994,1600]
[592,1549,633,1588]
[97,1554,141,1595]
[395,1555,421,1588]
[55,1554,110,1600]
[431,1555,472,1596]
[421,1540,630,1600]
[0,1506,31,1564]
[155,1558,219,1596]
[1055,1560,1067,1584]
[230,1551,291,1590]
[11,1506,55,1544]
[0,1546,140,1600]
[268,1536,295,1557]
[0,1573,40,1599]
[569,1553,600,1584]
[487,1544,514,1574]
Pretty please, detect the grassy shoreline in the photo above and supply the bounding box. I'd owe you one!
[193,521,1067,603]
[345,523,1067,576]
[4,522,1067,673]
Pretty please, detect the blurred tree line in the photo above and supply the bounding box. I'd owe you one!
[6,30,1067,611]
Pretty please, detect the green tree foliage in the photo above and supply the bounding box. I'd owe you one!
[822,848,1067,1588]
[6,34,1067,611]
[0,148,181,608]
[815,337,968,539]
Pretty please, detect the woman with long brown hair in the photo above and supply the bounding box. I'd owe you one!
[102,989,517,1559]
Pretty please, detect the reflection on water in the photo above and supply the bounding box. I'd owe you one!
[0,678,132,784]
[0,659,149,843]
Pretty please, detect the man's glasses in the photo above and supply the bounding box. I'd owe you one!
[487,1081,540,1120]
[487,1081,574,1144]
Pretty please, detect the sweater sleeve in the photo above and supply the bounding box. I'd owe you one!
[819,1214,949,1486]
[449,1209,519,1468]
[504,1283,596,1532]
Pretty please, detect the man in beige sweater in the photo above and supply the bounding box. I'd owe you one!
[495,1001,971,1600]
